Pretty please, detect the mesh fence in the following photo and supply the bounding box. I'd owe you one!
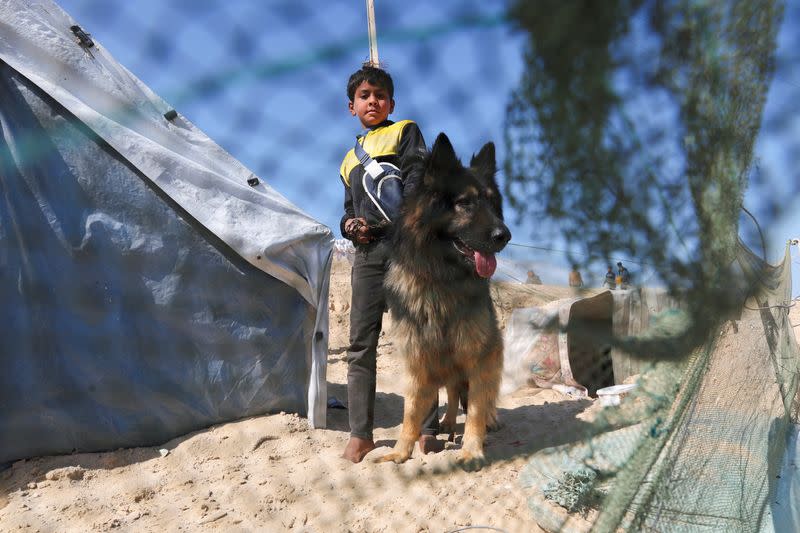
[2,1,800,532]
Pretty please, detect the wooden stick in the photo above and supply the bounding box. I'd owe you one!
[365,0,379,67]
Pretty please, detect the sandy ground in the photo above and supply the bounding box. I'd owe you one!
[2,259,797,533]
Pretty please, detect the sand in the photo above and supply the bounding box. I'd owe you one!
[3,259,795,532]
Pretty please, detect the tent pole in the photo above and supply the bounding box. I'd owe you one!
[365,0,379,67]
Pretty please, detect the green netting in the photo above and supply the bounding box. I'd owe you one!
[521,242,800,532]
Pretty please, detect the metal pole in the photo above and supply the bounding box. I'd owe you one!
[365,0,379,67]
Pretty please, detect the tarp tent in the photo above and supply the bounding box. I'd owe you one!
[502,285,688,399]
[0,0,333,464]
[502,291,615,398]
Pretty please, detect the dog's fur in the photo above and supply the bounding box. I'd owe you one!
[377,133,511,467]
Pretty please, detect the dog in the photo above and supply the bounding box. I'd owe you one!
[377,133,511,467]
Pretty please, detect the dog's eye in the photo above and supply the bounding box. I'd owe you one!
[455,197,474,208]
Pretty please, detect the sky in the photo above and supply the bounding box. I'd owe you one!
[56,0,800,290]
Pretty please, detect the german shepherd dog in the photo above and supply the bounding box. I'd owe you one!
[377,133,511,467]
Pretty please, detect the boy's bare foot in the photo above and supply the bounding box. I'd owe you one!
[342,436,376,463]
[418,435,445,454]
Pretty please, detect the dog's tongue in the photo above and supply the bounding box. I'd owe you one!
[474,250,497,278]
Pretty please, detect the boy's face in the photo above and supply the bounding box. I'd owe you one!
[349,80,394,128]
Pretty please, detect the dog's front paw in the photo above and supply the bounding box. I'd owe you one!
[374,451,411,464]
[455,449,487,471]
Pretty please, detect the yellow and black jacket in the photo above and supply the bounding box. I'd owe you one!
[339,119,426,241]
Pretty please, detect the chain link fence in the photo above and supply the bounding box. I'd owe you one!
[2,0,800,532]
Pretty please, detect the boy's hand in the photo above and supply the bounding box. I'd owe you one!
[344,217,371,244]
[344,217,365,235]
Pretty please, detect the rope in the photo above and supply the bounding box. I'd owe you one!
[507,241,653,267]
[741,205,767,262]
[744,294,800,312]
[494,264,587,300]
[743,301,796,311]
[365,0,380,67]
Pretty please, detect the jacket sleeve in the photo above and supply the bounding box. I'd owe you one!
[397,121,426,173]
[397,121,427,201]
[340,174,356,240]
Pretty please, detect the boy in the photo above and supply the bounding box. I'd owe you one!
[568,264,583,288]
[617,261,631,289]
[339,65,443,463]
[604,266,616,289]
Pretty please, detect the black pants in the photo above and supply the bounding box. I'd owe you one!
[347,240,440,440]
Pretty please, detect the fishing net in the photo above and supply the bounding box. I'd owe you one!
[520,242,800,533]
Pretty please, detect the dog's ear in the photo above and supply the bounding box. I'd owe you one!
[427,133,460,182]
[470,142,496,181]
[472,141,503,216]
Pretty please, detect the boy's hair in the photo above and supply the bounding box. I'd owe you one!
[347,65,394,101]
